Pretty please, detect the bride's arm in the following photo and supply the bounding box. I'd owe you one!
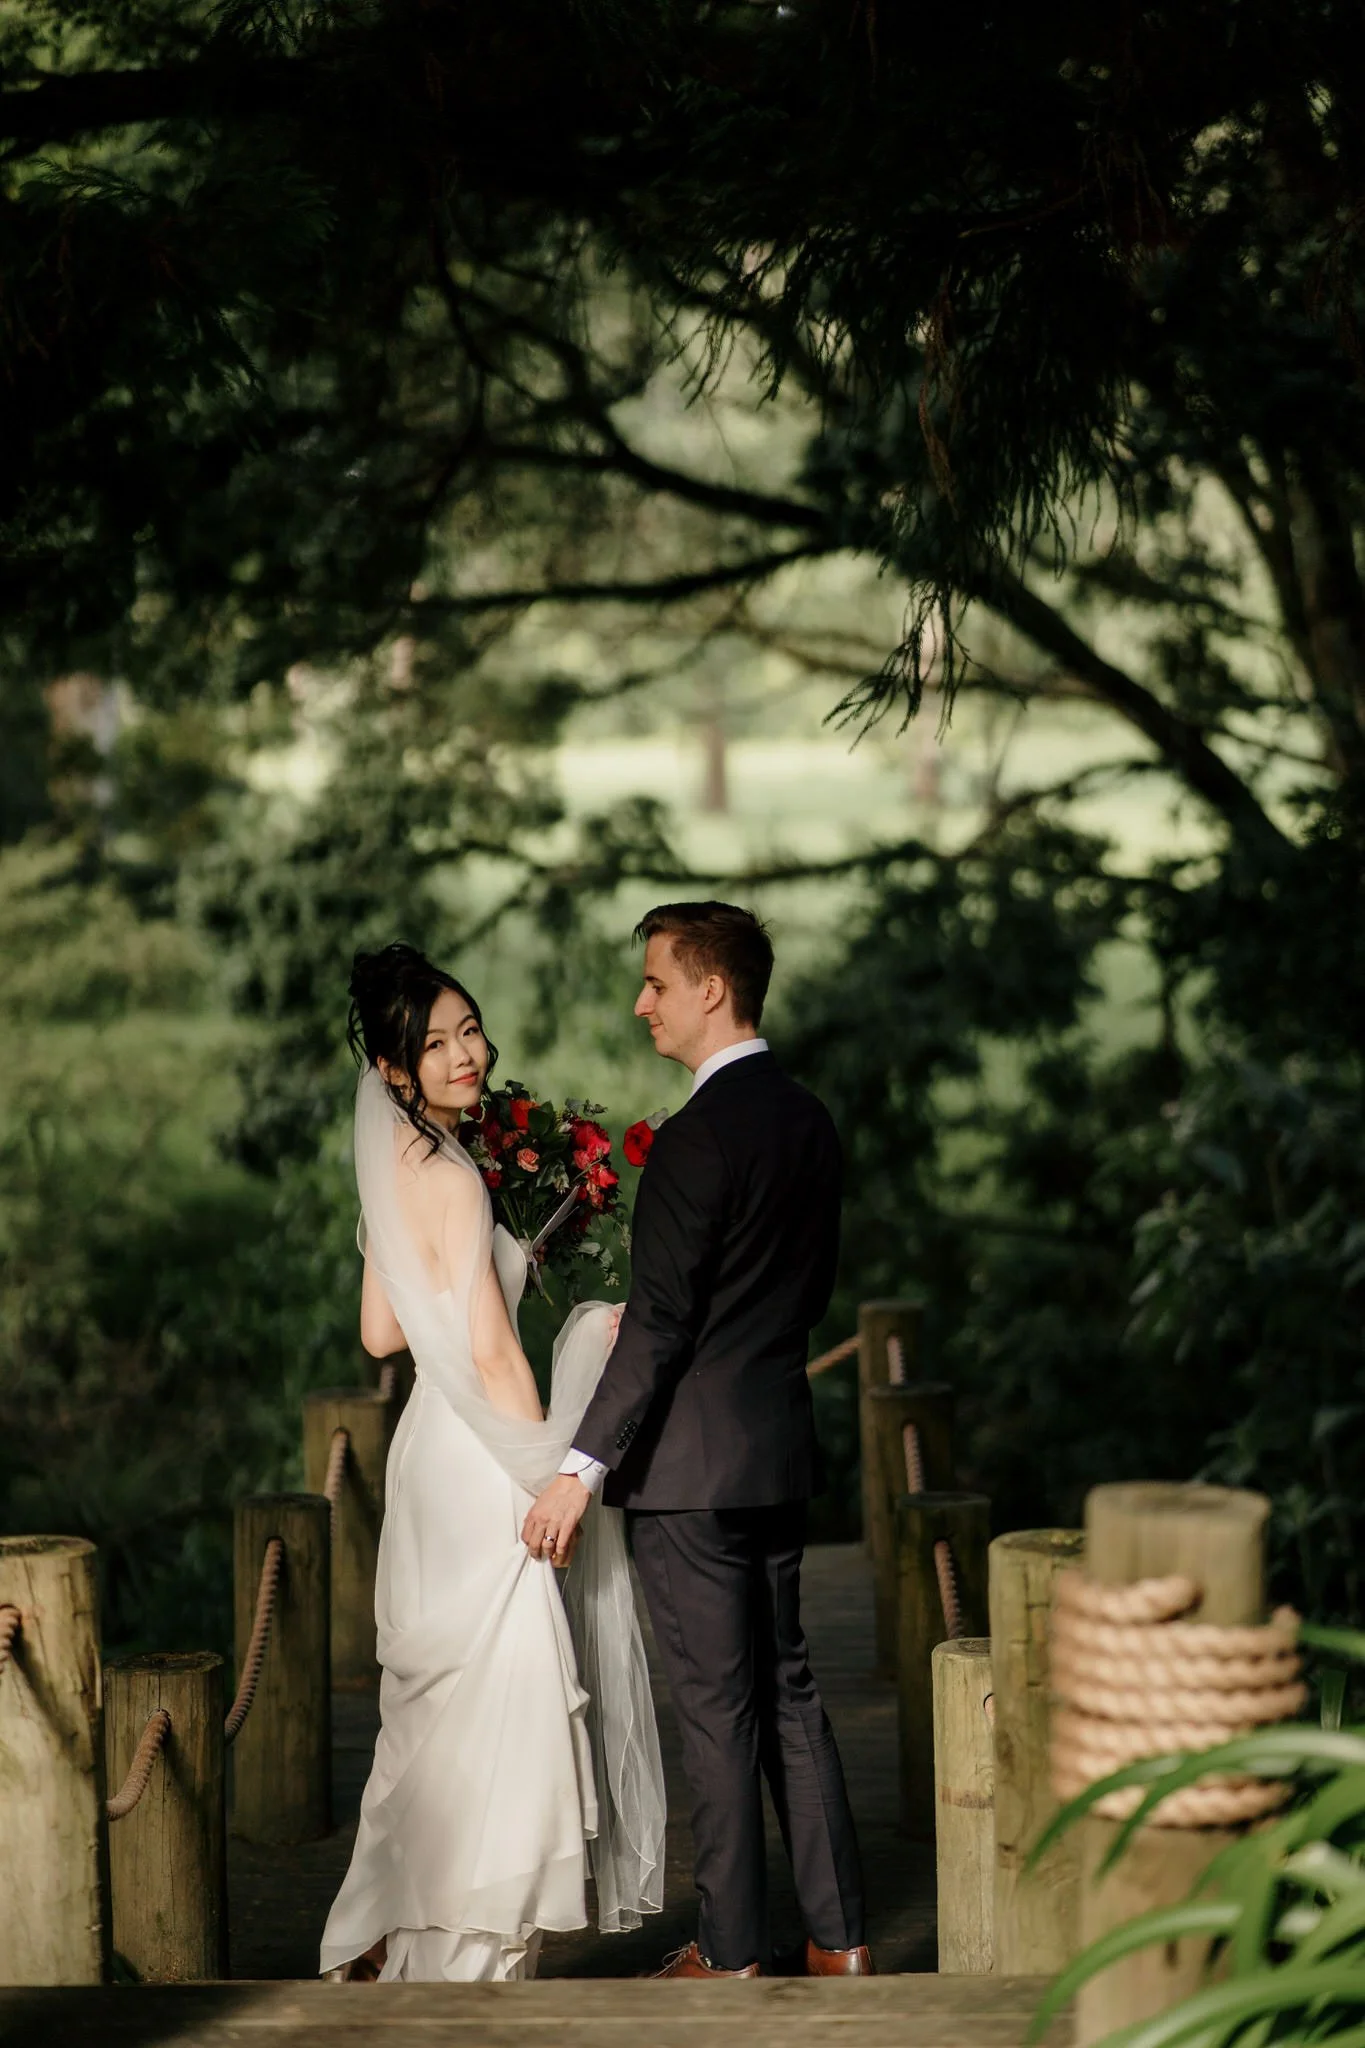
[470,1260,543,1422]
[360,1253,406,1358]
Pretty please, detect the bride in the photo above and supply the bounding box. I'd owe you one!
[319,943,664,1984]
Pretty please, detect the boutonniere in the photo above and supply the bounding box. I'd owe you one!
[622,1108,669,1168]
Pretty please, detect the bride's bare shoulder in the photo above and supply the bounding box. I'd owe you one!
[395,1126,484,1203]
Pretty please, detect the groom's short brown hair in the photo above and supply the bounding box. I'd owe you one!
[635,901,774,1028]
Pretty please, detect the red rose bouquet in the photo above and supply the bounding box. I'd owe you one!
[460,1083,622,1292]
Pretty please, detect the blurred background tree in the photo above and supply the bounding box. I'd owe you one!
[1,0,1361,1648]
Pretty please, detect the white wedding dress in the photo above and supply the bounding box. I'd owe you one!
[319,1070,664,1983]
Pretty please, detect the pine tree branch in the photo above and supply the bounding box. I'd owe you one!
[426,252,830,535]
[0,61,294,148]
[480,439,828,534]
[979,567,1294,861]
[401,549,825,615]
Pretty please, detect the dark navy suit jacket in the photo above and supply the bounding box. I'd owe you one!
[573,1051,842,1510]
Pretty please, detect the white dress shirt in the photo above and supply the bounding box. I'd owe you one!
[559,1037,770,1493]
[689,1035,768,1095]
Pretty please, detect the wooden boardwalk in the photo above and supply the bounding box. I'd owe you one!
[0,1547,1073,2046]
[0,1976,1064,2047]
[227,1543,937,1979]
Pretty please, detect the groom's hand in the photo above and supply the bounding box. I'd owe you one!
[522,1474,591,1568]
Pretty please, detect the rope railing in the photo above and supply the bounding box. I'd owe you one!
[806,1333,859,1378]
[224,1536,284,1746]
[106,1708,172,1821]
[0,1593,175,1830]
[903,1420,926,1493]
[903,1421,963,1638]
[323,1426,350,1543]
[934,1537,964,1641]
[377,1360,398,1402]
[887,1332,907,1385]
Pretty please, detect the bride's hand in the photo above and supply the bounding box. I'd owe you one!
[522,1473,592,1568]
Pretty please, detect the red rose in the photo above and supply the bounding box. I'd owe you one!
[571,1119,611,1162]
[509,1096,532,1131]
[482,1165,502,1189]
[589,1161,618,1190]
[516,1146,540,1172]
[623,1119,656,1168]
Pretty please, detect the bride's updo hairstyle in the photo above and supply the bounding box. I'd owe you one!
[347,942,498,1143]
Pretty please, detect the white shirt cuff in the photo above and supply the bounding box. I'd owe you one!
[558,1448,608,1494]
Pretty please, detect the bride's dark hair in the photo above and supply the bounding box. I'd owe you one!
[347,943,498,1142]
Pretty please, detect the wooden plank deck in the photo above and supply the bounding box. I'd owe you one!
[0,1550,1071,2047]
[229,1544,939,1980]
[0,1976,1068,2048]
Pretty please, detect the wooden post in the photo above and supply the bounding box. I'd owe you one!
[933,1637,995,1973]
[868,1381,954,1674]
[230,1494,331,1846]
[105,1654,227,1982]
[1075,1482,1270,2047]
[896,1490,990,1838]
[990,1527,1085,1975]
[857,1299,923,1552]
[303,1388,392,1687]
[0,1535,110,1984]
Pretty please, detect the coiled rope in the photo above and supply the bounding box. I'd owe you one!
[106,1708,173,1820]
[1050,1570,1304,1826]
[224,1537,284,1745]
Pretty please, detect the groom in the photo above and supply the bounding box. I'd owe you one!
[523,901,870,1979]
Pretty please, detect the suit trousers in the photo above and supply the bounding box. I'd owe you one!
[627,1503,865,1970]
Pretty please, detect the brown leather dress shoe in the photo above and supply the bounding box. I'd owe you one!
[649,1941,762,1979]
[805,1938,876,1975]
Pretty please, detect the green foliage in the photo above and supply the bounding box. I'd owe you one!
[783,818,1172,1538]
[1130,1060,1365,1622]
[0,837,365,1652]
[783,809,1364,1619]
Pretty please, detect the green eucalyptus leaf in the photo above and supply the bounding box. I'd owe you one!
[1294,1888,1365,1966]
[1027,1902,1240,2042]
[1097,1962,1365,2048]
[1286,1766,1365,1849]
[1280,1843,1365,1900]
[1303,1626,1365,1667]
[1320,1669,1349,1732]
